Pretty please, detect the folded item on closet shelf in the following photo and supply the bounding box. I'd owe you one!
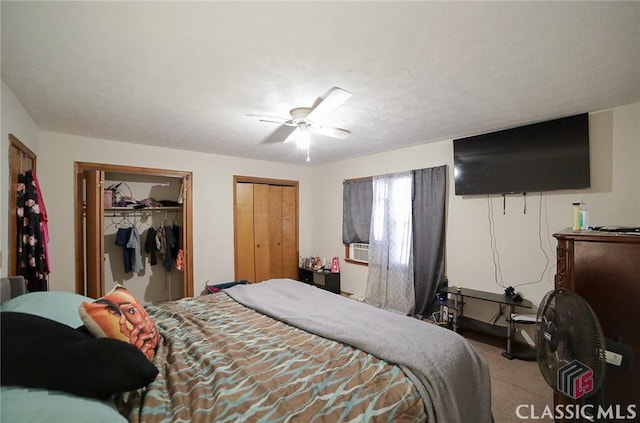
[135,198,163,209]
[114,196,138,208]
[159,200,180,207]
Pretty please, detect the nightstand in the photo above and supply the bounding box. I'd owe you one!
[298,268,340,294]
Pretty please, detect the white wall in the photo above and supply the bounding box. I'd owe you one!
[0,81,40,277]
[35,131,313,294]
[3,83,638,312]
[310,103,640,314]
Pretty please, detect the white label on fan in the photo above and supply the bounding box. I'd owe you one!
[605,350,623,366]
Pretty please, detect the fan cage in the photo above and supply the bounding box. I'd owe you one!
[536,288,606,399]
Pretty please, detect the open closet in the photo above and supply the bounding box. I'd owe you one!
[75,162,193,303]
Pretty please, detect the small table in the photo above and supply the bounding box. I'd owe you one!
[438,286,535,360]
[298,268,341,294]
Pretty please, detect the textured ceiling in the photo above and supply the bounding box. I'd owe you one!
[2,1,639,166]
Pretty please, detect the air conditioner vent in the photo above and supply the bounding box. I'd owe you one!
[349,243,369,263]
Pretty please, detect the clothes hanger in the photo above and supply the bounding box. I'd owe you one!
[115,214,135,229]
[136,218,152,232]
[104,215,119,232]
[162,212,170,228]
[134,211,152,231]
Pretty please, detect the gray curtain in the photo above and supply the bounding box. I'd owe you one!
[412,165,447,317]
[342,179,373,244]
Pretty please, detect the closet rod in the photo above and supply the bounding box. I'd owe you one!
[103,207,179,217]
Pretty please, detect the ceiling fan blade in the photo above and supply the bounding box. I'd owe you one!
[310,125,351,140]
[246,114,295,126]
[282,127,301,144]
[262,125,298,144]
[260,118,296,126]
[306,87,352,121]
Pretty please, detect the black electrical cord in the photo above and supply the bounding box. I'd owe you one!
[487,196,505,288]
[488,193,552,290]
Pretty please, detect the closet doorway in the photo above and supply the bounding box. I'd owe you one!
[7,134,37,277]
[74,162,193,301]
[234,176,299,283]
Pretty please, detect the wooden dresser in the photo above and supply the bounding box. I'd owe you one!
[554,228,639,413]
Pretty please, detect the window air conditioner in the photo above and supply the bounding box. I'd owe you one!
[349,243,369,263]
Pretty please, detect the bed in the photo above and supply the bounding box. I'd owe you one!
[1,278,492,423]
[0,288,131,423]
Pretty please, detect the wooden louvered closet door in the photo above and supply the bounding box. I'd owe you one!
[234,177,299,283]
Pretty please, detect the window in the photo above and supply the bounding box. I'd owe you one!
[342,165,447,316]
[369,173,413,269]
[343,173,412,268]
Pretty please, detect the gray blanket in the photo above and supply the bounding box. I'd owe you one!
[226,279,492,423]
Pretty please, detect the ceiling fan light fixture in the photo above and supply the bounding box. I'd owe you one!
[256,87,352,156]
[295,124,311,149]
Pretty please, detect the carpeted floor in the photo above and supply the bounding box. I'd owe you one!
[466,336,554,422]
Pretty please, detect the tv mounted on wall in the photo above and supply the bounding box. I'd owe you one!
[453,113,590,195]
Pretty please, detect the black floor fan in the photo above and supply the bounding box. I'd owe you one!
[536,288,629,422]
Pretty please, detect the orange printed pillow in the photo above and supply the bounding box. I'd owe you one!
[79,285,160,360]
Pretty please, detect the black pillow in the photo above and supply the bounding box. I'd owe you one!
[1,312,159,399]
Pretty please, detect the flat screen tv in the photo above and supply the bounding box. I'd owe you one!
[453,113,590,195]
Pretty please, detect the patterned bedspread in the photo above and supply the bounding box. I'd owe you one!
[121,293,426,423]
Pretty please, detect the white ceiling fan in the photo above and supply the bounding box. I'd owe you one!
[258,87,352,156]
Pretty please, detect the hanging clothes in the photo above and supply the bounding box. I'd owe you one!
[152,217,178,272]
[144,227,158,266]
[175,249,184,272]
[171,223,180,260]
[155,225,167,266]
[173,222,183,272]
[115,226,143,274]
[16,170,49,292]
[162,225,176,271]
[115,228,134,273]
[31,171,50,274]
[127,226,143,273]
